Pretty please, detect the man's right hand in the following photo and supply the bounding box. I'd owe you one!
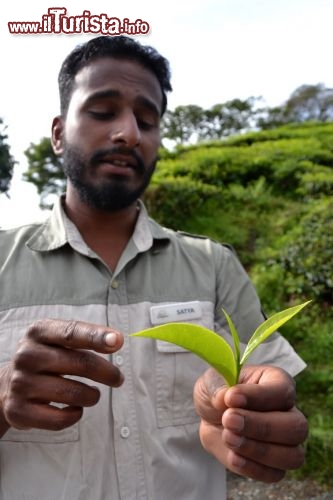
[0,319,124,436]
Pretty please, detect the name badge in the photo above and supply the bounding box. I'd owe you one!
[150,301,202,325]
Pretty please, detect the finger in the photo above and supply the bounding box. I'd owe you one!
[225,365,296,411]
[222,406,308,446]
[14,342,124,387]
[222,429,306,471]
[7,402,84,431]
[26,319,123,353]
[199,419,286,483]
[14,373,102,408]
[193,368,228,423]
[223,448,287,483]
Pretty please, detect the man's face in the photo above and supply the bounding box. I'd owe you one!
[53,57,163,211]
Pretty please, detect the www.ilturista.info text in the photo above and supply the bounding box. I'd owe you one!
[8,8,150,35]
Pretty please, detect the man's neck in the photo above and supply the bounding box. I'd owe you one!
[63,191,139,271]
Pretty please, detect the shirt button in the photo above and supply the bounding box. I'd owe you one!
[115,354,123,366]
[120,426,130,439]
[111,280,119,289]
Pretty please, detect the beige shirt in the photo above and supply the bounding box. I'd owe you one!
[0,199,306,500]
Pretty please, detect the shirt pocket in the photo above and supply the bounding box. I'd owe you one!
[1,424,79,443]
[155,340,208,428]
[0,312,81,444]
[152,299,215,429]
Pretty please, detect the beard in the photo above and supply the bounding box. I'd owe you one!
[61,143,157,212]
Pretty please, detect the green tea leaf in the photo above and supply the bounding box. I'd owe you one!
[131,323,238,386]
[240,300,311,366]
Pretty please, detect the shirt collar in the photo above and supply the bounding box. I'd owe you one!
[26,197,68,252]
[26,197,170,254]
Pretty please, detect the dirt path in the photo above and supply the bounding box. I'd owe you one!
[227,473,333,499]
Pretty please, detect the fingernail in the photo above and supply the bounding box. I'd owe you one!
[229,393,247,408]
[226,432,245,449]
[228,413,245,432]
[232,453,246,468]
[105,332,117,347]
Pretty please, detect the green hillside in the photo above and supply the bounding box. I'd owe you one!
[144,121,333,486]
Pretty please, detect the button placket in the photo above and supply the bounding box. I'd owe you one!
[108,271,147,498]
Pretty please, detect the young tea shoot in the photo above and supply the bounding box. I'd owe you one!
[130,301,311,386]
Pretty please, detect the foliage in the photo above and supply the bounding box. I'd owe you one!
[155,122,333,201]
[285,83,333,122]
[259,83,333,129]
[278,199,333,303]
[161,97,263,145]
[146,121,333,486]
[143,177,220,229]
[0,118,16,195]
[23,137,65,209]
[198,98,262,140]
[150,122,333,269]
[278,303,333,486]
[161,84,333,146]
[161,104,205,144]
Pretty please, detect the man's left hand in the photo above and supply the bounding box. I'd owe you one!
[193,365,308,483]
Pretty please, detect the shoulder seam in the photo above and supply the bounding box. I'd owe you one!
[176,231,236,253]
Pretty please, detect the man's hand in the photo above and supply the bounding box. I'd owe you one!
[194,365,308,483]
[0,319,124,435]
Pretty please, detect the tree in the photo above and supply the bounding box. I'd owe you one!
[285,83,333,122]
[23,137,65,209]
[259,83,333,129]
[199,97,262,140]
[161,98,262,145]
[0,118,16,196]
[161,105,204,144]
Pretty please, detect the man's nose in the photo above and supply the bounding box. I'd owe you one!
[110,112,141,148]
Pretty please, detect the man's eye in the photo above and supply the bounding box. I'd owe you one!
[137,118,155,131]
[89,111,114,120]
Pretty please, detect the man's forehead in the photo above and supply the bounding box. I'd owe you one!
[73,57,163,107]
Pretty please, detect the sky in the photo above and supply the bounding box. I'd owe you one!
[1,0,332,228]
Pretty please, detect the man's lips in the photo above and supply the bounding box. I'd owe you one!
[98,154,138,169]
[90,148,145,175]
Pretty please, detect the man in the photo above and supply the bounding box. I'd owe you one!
[0,36,307,499]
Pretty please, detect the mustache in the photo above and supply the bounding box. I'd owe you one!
[90,147,145,174]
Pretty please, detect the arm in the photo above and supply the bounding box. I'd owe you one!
[194,365,308,483]
[0,319,124,438]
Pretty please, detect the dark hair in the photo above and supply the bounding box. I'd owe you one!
[58,35,172,117]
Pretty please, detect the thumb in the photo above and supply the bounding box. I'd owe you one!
[193,368,229,424]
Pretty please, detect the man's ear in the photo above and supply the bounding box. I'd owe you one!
[51,116,64,155]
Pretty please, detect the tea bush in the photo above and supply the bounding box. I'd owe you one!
[150,121,333,486]
[279,198,333,303]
